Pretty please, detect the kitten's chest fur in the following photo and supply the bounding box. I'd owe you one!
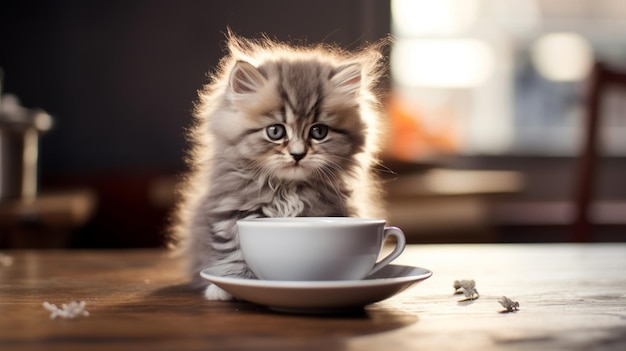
[261,184,305,217]
[255,181,351,218]
[238,183,353,217]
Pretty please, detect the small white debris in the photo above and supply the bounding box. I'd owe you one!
[43,301,90,319]
[453,279,479,301]
[498,296,520,312]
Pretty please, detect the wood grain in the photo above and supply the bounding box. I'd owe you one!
[1,244,625,350]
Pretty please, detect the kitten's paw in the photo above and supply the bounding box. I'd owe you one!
[204,284,233,301]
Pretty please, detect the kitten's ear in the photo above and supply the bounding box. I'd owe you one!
[229,61,267,94]
[330,63,362,96]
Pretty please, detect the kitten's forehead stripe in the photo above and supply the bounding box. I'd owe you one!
[311,83,324,123]
[280,91,295,124]
[285,104,296,127]
[272,61,328,137]
[278,61,324,118]
[277,64,297,121]
[280,102,287,124]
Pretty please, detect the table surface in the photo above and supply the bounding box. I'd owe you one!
[1,244,625,351]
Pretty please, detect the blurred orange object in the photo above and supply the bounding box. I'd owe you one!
[385,95,458,161]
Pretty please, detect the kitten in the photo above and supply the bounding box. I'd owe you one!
[172,32,387,300]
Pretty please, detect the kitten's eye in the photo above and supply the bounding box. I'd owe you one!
[309,124,329,140]
[266,124,286,141]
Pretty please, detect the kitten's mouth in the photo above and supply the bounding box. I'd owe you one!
[275,162,309,181]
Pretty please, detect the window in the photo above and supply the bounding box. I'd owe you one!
[389,0,626,159]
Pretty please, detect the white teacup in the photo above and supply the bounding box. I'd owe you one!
[237,217,406,281]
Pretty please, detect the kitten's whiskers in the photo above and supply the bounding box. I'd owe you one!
[314,161,347,215]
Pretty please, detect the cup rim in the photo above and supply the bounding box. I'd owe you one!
[237,217,385,227]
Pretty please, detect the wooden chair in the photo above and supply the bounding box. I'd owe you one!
[573,62,626,242]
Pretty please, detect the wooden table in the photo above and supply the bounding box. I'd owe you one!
[1,244,625,350]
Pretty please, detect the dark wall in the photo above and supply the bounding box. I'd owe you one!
[1,0,390,174]
[0,0,391,247]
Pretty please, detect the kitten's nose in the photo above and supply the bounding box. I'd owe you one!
[290,152,306,162]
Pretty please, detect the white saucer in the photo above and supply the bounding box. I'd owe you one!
[200,264,432,313]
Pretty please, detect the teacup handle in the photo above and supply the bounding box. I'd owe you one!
[368,226,406,276]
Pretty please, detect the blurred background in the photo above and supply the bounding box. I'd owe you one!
[1,0,624,248]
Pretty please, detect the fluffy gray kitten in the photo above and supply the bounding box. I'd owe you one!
[172,33,387,300]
